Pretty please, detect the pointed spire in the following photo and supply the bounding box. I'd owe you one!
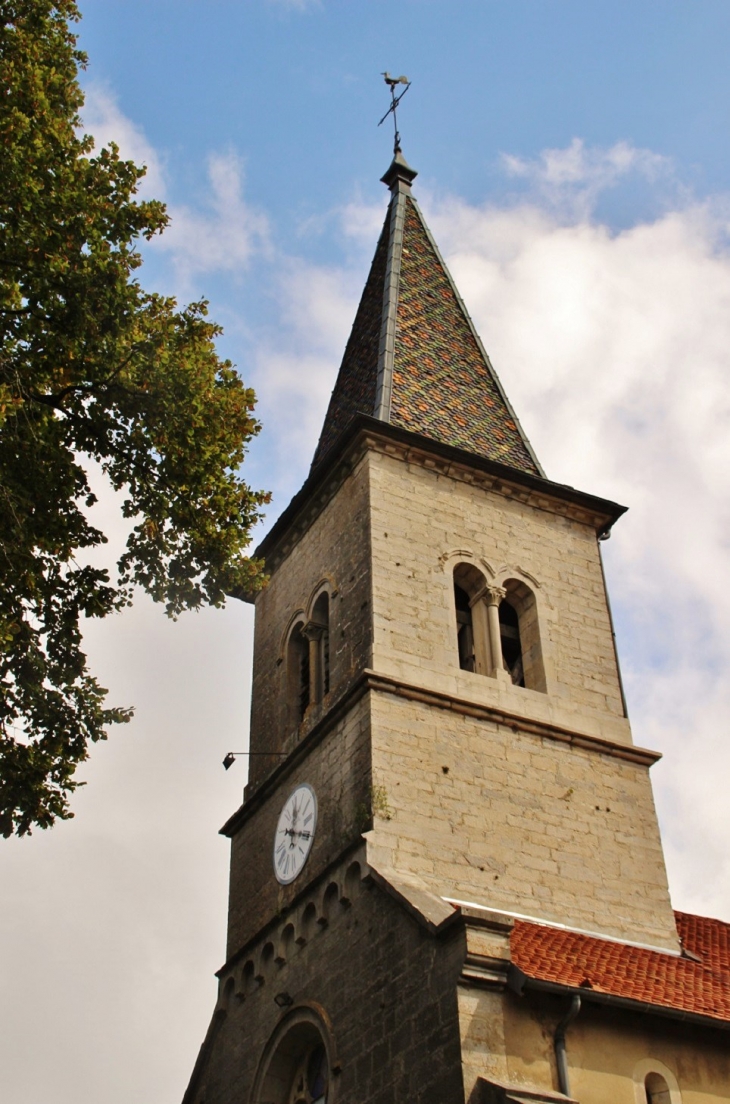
[312,155,543,477]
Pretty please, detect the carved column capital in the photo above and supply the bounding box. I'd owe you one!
[301,620,325,642]
[485,585,506,608]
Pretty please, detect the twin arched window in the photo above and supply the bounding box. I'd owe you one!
[453,564,545,692]
[287,592,331,727]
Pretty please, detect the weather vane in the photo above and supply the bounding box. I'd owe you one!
[378,72,411,154]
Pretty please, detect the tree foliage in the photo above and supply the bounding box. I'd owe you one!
[0,0,269,836]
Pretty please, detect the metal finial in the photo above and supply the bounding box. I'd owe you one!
[378,72,411,154]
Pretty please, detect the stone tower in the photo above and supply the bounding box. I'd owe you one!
[183,152,730,1104]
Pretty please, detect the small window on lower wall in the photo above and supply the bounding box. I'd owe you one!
[289,1043,328,1104]
[645,1073,673,1104]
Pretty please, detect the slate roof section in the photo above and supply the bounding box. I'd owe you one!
[312,152,542,476]
[511,911,730,1024]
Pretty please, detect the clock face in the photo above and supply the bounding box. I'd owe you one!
[273,783,318,885]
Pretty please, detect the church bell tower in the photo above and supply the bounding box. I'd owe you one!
[181,148,710,1104]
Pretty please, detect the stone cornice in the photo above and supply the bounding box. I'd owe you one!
[234,417,627,597]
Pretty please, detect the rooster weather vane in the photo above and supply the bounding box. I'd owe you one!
[379,72,411,154]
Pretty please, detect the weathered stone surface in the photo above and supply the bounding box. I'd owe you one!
[190,856,466,1104]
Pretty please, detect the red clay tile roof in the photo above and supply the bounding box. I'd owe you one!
[511,911,730,1024]
[312,167,541,476]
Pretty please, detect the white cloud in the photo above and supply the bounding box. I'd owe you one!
[80,89,269,287]
[80,83,166,198]
[156,150,270,286]
[2,467,254,1103]
[502,136,674,219]
[339,197,387,247]
[248,259,362,487]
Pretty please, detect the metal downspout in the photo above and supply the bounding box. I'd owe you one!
[554,993,581,1098]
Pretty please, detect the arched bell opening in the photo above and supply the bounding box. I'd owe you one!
[309,591,330,702]
[498,598,524,687]
[454,582,475,672]
[500,578,547,692]
[287,622,310,726]
[452,562,489,674]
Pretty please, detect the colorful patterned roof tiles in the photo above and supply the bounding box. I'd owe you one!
[312,220,389,466]
[311,152,542,476]
[388,199,537,473]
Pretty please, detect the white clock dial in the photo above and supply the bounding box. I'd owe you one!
[273,783,318,885]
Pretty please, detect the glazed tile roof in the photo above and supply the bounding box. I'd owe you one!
[312,219,388,464]
[312,154,542,476]
[511,911,730,1024]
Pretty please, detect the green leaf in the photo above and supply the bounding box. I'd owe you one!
[0,0,268,836]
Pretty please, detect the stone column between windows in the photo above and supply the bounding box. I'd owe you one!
[302,621,325,705]
[484,585,511,683]
[468,587,493,676]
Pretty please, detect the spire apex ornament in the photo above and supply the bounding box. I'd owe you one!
[378,71,411,154]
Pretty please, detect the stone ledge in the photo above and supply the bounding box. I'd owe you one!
[475,1078,578,1104]
[222,664,660,841]
[365,669,660,766]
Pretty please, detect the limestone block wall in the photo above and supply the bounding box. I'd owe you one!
[367,692,678,950]
[367,450,631,746]
[248,454,373,783]
[226,694,372,958]
[194,856,466,1104]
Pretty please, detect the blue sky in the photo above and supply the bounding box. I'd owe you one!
[3,3,730,1102]
[77,0,730,206]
